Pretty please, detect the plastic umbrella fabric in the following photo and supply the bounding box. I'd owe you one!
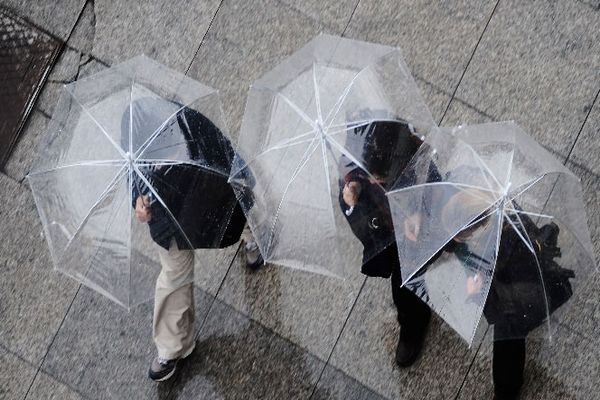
[229,34,436,277]
[387,121,597,345]
[27,56,236,309]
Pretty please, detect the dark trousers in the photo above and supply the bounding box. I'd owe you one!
[492,333,526,399]
[390,265,431,337]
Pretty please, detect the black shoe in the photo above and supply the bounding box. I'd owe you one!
[149,357,178,382]
[244,240,264,270]
[395,325,428,368]
[148,343,195,382]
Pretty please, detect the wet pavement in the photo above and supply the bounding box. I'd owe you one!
[0,8,61,168]
[0,1,599,399]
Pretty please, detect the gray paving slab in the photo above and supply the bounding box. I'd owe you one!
[452,0,600,161]
[40,285,212,400]
[25,371,85,400]
[166,297,327,400]
[0,173,79,366]
[344,0,497,110]
[0,346,37,400]
[90,0,220,70]
[328,276,476,400]
[216,250,365,360]
[186,0,334,140]
[311,364,390,400]
[0,0,84,41]
[457,324,600,400]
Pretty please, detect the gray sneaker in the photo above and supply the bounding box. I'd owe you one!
[244,240,264,270]
[148,343,195,382]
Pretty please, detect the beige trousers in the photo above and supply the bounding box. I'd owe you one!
[153,239,195,360]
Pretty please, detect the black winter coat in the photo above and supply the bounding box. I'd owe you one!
[338,119,435,278]
[445,213,573,338]
[124,98,245,250]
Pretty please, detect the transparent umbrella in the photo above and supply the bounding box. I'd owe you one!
[229,34,437,277]
[27,56,237,309]
[387,121,597,345]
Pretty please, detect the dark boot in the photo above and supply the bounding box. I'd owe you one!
[391,269,431,368]
[395,313,430,367]
[492,336,525,400]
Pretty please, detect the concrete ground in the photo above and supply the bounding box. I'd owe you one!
[0,0,599,399]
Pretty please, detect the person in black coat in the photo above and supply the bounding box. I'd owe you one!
[436,186,573,400]
[124,98,247,381]
[338,117,439,367]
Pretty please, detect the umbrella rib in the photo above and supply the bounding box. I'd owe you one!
[396,199,499,286]
[66,89,127,159]
[135,158,229,179]
[468,209,504,345]
[129,77,134,156]
[323,68,364,129]
[504,208,554,220]
[264,136,321,258]
[134,103,188,159]
[276,92,318,130]
[312,63,323,124]
[252,85,318,131]
[132,164,195,250]
[28,160,126,177]
[507,174,548,201]
[503,209,553,338]
[228,132,317,181]
[325,134,387,192]
[387,181,500,196]
[472,150,503,193]
[57,165,128,261]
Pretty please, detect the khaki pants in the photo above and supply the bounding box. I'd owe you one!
[153,239,195,360]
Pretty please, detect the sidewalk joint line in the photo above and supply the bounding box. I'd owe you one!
[439,0,500,125]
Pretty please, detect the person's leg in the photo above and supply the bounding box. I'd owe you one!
[149,239,195,381]
[391,260,431,367]
[241,223,263,269]
[492,335,526,400]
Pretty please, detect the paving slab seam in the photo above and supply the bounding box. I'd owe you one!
[438,0,500,126]
[341,0,361,36]
[22,285,82,400]
[270,0,344,32]
[184,0,225,75]
[0,342,38,371]
[563,87,600,163]
[307,277,368,400]
[452,326,490,400]
[25,368,94,400]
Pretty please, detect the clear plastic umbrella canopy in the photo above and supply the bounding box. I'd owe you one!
[387,121,597,345]
[229,34,436,277]
[27,55,235,309]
